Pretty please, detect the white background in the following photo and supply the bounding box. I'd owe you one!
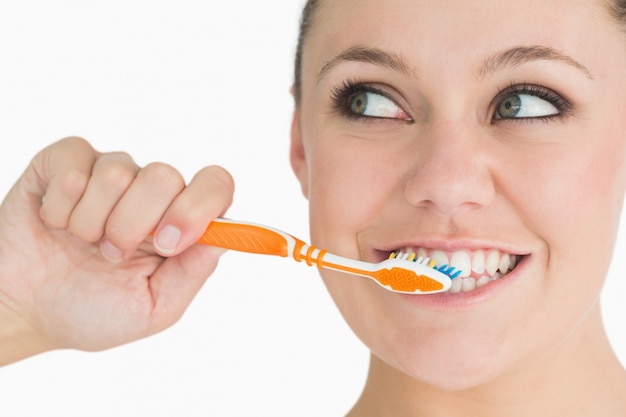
[0,1,623,416]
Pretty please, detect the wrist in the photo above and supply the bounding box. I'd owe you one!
[0,302,55,366]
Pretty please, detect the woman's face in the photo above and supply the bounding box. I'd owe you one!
[291,0,626,389]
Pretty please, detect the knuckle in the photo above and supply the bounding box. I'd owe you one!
[98,160,137,191]
[59,136,91,148]
[142,162,185,191]
[38,169,88,229]
[39,204,65,229]
[175,204,206,228]
[51,136,97,159]
[206,165,235,195]
[57,168,89,200]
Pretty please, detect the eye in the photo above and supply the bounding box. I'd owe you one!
[496,94,558,119]
[331,80,412,122]
[349,91,405,119]
[492,84,571,121]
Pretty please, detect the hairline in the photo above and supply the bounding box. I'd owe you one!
[294,0,621,103]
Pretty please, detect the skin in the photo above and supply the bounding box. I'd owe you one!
[0,137,234,362]
[290,0,626,415]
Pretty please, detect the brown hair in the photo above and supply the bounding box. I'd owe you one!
[292,0,626,103]
[293,0,319,104]
[606,0,626,19]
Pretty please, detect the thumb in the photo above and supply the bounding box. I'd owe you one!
[145,242,226,329]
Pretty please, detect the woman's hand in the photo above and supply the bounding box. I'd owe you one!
[0,137,234,364]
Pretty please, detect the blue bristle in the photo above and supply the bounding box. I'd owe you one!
[436,264,461,279]
[449,270,462,279]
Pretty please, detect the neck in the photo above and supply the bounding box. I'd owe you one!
[348,305,626,417]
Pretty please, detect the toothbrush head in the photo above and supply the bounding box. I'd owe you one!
[379,251,460,294]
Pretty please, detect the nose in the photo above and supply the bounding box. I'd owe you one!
[404,124,496,217]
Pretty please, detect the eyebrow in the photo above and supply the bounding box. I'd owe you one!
[317,44,594,83]
[478,45,594,79]
[317,46,411,83]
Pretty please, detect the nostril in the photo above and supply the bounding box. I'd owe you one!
[404,182,494,217]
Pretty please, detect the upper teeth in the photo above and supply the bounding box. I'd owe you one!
[398,247,520,293]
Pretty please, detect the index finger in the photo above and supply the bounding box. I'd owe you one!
[153,165,235,256]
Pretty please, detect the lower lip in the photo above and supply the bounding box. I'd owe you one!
[396,255,529,311]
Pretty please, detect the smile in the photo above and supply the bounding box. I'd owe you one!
[393,247,522,293]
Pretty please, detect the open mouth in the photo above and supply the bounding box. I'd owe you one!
[391,247,523,293]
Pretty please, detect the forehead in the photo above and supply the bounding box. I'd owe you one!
[305,0,619,77]
[313,0,611,36]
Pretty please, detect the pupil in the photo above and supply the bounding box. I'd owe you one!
[499,95,521,117]
[351,93,368,114]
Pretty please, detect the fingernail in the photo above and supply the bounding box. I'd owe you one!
[101,239,123,263]
[155,225,181,255]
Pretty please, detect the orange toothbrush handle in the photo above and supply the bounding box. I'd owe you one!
[197,218,301,257]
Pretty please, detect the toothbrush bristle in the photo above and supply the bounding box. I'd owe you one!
[390,251,459,279]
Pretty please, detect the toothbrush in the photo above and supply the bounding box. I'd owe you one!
[195,218,458,294]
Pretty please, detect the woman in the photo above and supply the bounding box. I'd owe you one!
[1,0,625,414]
[292,1,626,415]
[290,0,626,414]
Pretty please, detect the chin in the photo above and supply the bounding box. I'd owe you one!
[381,328,515,391]
[321,268,547,392]
[399,353,507,392]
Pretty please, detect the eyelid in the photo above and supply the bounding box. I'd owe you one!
[491,82,572,121]
[330,79,414,122]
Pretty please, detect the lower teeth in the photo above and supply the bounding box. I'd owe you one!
[448,272,504,293]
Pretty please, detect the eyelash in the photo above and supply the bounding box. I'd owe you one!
[491,82,573,122]
[329,79,573,123]
[330,79,411,122]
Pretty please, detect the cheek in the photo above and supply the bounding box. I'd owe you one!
[507,132,626,289]
[306,136,405,253]
[559,150,622,242]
